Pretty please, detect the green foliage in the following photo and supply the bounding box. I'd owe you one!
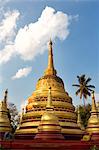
[8,102,20,133]
[90,145,99,150]
[0,147,4,150]
[76,104,91,128]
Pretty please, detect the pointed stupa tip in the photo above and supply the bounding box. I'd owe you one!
[92,90,95,98]
[44,39,57,76]
[4,89,8,103]
[46,87,54,110]
[22,107,24,114]
[49,38,52,45]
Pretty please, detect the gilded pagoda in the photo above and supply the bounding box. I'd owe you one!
[0,90,12,139]
[15,40,83,140]
[86,91,99,140]
[35,87,64,140]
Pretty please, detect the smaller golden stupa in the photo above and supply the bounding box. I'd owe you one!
[0,90,12,139]
[86,91,99,140]
[35,87,64,140]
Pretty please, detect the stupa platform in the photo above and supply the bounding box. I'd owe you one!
[0,139,99,150]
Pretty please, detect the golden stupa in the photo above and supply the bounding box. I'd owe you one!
[0,90,12,139]
[15,40,83,140]
[86,91,99,140]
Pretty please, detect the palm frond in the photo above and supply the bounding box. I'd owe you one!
[77,75,80,79]
[87,91,91,96]
[83,88,91,98]
[76,89,80,95]
[72,84,80,87]
[80,75,86,84]
[86,85,95,88]
[77,76,80,83]
[85,77,91,84]
[81,74,85,78]
[85,90,91,97]
[83,93,87,99]
[87,88,94,92]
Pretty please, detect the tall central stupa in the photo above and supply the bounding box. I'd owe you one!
[15,40,83,140]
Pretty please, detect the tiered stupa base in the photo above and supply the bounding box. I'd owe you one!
[35,131,64,140]
[63,133,83,140]
[15,132,83,140]
[15,133,35,140]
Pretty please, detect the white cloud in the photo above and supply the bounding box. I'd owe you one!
[15,6,71,60]
[0,10,20,44]
[0,44,15,64]
[0,6,78,65]
[12,67,32,79]
[0,10,20,65]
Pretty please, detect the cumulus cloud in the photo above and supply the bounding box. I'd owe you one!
[0,10,20,65]
[0,44,15,64]
[15,6,71,60]
[12,67,32,80]
[0,6,78,65]
[0,10,20,44]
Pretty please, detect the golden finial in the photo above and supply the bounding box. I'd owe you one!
[44,39,57,75]
[48,38,54,70]
[49,38,52,45]
[3,89,8,103]
[22,107,24,114]
[46,87,54,110]
[92,90,95,98]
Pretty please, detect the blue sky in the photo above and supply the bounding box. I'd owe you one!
[0,0,99,110]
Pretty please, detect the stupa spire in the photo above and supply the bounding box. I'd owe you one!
[48,39,54,69]
[3,89,8,104]
[44,39,57,75]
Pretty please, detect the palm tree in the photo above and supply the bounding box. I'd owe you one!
[72,74,95,109]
